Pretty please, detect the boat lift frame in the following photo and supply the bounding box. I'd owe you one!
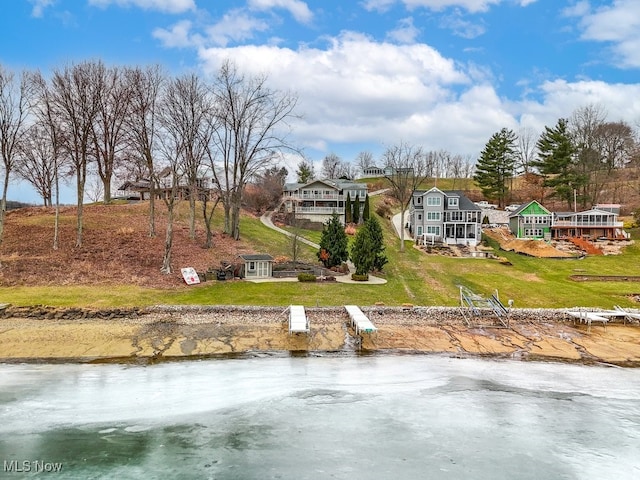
[459,286,510,328]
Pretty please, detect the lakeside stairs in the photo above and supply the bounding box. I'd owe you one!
[568,237,604,255]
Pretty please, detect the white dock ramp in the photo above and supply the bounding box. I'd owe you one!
[289,305,309,334]
[344,305,377,335]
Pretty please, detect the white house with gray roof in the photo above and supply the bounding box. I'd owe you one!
[408,187,483,246]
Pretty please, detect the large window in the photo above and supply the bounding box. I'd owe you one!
[448,211,463,222]
[426,196,441,206]
[426,226,440,235]
[448,197,459,208]
[524,228,543,237]
[427,212,441,221]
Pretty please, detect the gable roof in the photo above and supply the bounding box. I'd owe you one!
[509,200,551,217]
[284,178,368,192]
[413,187,479,211]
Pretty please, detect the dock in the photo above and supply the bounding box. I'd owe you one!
[288,305,309,334]
[344,305,378,335]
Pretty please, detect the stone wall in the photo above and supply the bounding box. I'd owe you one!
[1,303,632,326]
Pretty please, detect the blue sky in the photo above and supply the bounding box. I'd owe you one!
[2,0,640,203]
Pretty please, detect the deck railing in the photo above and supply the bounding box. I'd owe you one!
[552,220,624,228]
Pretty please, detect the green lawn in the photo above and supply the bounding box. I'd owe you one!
[2,204,639,309]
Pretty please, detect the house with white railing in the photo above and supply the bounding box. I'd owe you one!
[282,179,368,224]
[551,208,629,240]
[408,187,482,246]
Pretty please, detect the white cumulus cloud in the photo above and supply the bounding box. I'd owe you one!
[248,0,314,24]
[88,0,195,14]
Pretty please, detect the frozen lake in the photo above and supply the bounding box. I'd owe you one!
[1,355,639,479]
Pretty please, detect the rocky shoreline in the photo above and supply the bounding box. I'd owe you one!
[0,305,639,366]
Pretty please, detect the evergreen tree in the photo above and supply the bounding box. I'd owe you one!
[352,194,360,224]
[531,118,582,208]
[362,194,370,221]
[296,159,314,184]
[350,224,374,275]
[367,216,388,271]
[473,128,517,208]
[317,212,349,268]
[345,192,352,224]
[350,216,388,275]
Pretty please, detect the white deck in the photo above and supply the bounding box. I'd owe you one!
[289,305,309,334]
[344,305,377,334]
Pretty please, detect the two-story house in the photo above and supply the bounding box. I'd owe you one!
[282,179,368,224]
[409,187,482,246]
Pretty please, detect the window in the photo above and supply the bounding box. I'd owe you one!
[417,214,422,221]
[426,196,441,206]
[427,212,441,221]
[426,226,440,235]
[248,261,255,271]
[448,197,459,208]
[416,226,423,236]
[448,211,463,222]
[416,196,422,204]
[524,228,543,237]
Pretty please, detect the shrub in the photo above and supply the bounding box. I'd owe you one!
[351,273,369,281]
[297,273,317,282]
[375,202,392,219]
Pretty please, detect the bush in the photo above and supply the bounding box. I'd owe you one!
[297,273,317,282]
[375,202,392,219]
[351,273,369,281]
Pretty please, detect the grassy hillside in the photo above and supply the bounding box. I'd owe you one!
[0,197,639,309]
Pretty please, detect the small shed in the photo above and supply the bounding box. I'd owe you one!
[238,254,274,279]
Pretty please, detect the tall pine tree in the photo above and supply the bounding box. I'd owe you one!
[362,194,370,221]
[352,194,360,224]
[531,118,582,209]
[345,192,352,224]
[473,128,517,208]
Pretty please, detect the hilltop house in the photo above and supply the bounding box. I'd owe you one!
[508,201,553,240]
[408,187,482,246]
[117,167,213,201]
[282,179,368,224]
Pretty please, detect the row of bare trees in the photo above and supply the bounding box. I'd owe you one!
[0,60,298,273]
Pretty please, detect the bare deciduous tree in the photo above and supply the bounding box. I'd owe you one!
[124,65,164,238]
[320,153,341,179]
[0,65,32,244]
[210,59,298,240]
[50,61,103,247]
[91,65,130,204]
[16,124,56,205]
[383,143,431,252]
[516,126,538,175]
[355,150,374,174]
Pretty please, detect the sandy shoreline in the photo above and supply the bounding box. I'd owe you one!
[1,306,640,366]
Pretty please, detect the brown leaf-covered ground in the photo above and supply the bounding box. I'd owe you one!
[0,203,253,288]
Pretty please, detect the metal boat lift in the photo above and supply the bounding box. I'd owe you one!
[459,286,510,328]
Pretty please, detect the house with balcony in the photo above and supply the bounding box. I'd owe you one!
[408,187,482,246]
[551,208,628,240]
[508,201,553,240]
[282,179,368,224]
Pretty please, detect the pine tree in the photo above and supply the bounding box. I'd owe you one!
[352,195,360,224]
[317,212,349,268]
[350,225,374,275]
[350,216,388,275]
[531,118,582,209]
[296,160,314,183]
[345,192,352,224]
[362,194,370,221]
[473,128,517,208]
